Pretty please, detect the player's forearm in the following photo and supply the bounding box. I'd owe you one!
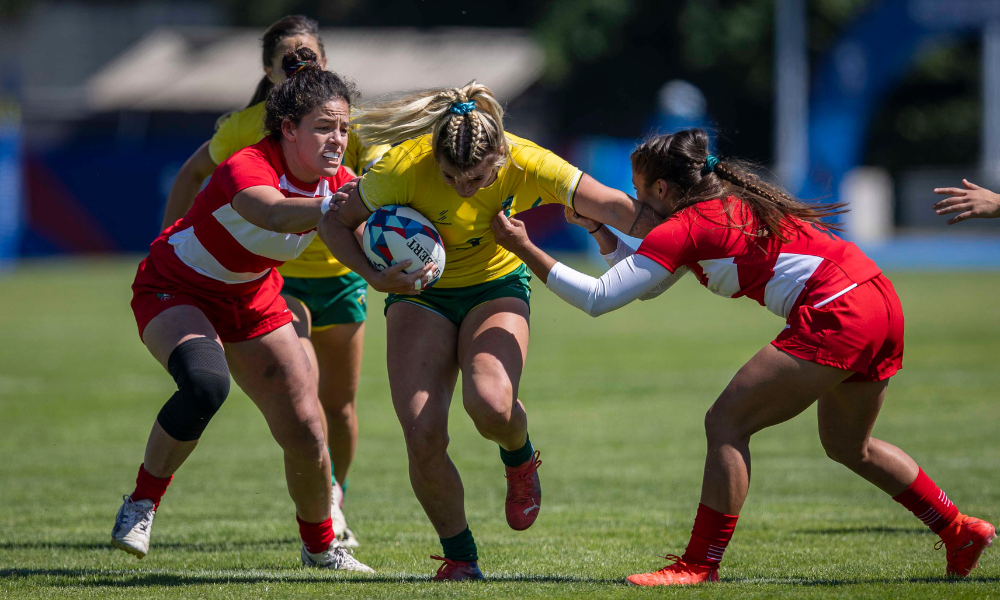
[163,165,207,230]
[318,212,382,283]
[591,224,621,255]
[506,241,558,284]
[163,142,215,230]
[572,174,664,238]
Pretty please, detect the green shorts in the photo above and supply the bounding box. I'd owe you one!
[281,273,368,329]
[385,264,531,326]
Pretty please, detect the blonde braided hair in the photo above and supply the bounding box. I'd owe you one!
[353,80,509,170]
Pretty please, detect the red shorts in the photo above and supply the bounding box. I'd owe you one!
[772,274,904,382]
[131,257,292,343]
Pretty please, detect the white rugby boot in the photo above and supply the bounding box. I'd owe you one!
[301,542,374,573]
[111,495,156,558]
[331,481,359,548]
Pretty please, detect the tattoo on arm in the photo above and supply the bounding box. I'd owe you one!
[628,203,663,238]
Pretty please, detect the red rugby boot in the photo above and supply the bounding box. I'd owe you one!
[937,513,996,577]
[626,555,719,586]
[505,450,542,531]
[430,555,485,581]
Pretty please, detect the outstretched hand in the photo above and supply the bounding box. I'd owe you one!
[933,179,1000,224]
[491,212,531,254]
[326,178,360,213]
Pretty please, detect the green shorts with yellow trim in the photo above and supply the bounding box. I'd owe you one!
[384,264,531,326]
[281,273,368,329]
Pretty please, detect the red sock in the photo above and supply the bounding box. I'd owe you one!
[130,463,173,509]
[892,468,959,534]
[682,503,740,568]
[297,516,335,554]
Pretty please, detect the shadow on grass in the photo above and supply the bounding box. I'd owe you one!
[0,539,301,552]
[3,569,998,588]
[724,576,1000,586]
[0,569,618,587]
[794,526,931,536]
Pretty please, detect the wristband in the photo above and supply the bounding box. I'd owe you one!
[587,223,603,235]
[320,195,333,214]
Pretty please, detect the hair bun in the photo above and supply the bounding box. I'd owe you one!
[281,46,320,78]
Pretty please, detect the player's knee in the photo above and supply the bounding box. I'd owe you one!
[156,338,231,442]
[465,373,515,430]
[821,435,870,467]
[403,425,450,462]
[704,404,745,444]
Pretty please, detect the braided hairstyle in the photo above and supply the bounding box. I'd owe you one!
[263,47,357,138]
[630,129,847,242]
[352,81,509,170]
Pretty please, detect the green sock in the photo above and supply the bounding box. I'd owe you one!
[499,433,534,467]
[441,526,478,562]
[341,477,348,494]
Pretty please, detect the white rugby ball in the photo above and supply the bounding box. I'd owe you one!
[362,205,446,287]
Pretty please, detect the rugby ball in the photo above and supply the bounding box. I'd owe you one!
[363,205,446,287]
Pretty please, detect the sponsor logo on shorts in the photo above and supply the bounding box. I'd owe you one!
[156,293,173,301]
[356,289,367,306]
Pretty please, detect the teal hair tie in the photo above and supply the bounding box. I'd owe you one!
[702,155,719,175]
[450,100,476,115]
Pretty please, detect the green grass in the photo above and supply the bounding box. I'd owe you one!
[1,257,998,599]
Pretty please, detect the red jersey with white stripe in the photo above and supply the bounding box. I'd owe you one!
[635,197,882,319]
[148,136,352,298]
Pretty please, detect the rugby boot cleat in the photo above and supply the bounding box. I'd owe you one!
[936,513,996,577]
[331,481,359,548]
[111,495,156,559]
[626,555,720,586]
[505,450,542,531]
[301,542,374,573]
[431,555,485,581]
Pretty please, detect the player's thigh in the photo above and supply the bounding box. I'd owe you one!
[142,304,222,369]
[312,322,365,406]
[816,379,889,450]
[457,297,530,410]
[281,292,312,340]
[224,323,322,446]
[386,302,460,433]
[709,344,852,438]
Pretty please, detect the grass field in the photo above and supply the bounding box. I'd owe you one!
[1,257,998,599]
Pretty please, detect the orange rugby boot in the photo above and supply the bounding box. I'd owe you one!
[430,555,485,581]
[936,513,996,577]
[626,555,720,586]
[505,450,542,531]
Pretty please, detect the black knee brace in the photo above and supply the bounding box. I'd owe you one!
[156,337,231,441]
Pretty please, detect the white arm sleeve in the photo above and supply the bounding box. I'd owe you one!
[546,255,689,317]
[600,234,635,267]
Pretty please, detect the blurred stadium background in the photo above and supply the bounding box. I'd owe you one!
[2,2,1000,597]
[1,0,1000,266]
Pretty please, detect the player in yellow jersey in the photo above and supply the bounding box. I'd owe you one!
[162,15,387,548]
[319,81,663,579]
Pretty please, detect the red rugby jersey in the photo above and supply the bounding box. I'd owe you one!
[148,136,353,297]
[635,197,882,319]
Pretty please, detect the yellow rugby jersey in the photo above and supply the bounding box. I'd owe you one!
[358,133,583,288]
[208,101,388,278]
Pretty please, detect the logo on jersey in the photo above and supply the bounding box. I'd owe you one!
[434,209,452,225]
[501,195,514,217]
[156,293,174,302]
[457,237,483,250]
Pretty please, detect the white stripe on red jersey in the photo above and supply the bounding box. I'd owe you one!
[148,137,352,296]
[635,198,882,319]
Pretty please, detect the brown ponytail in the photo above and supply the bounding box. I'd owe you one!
[630,129,847,243]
